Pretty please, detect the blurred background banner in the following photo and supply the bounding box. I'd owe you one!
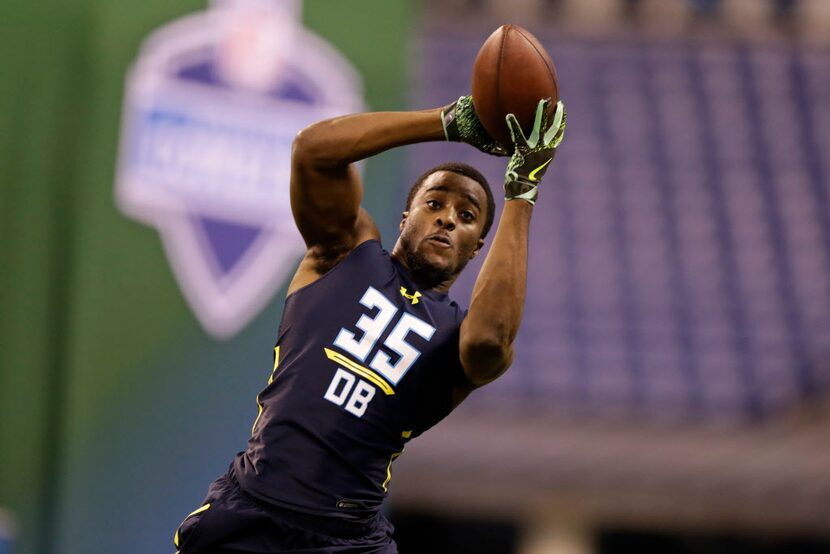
[115,0,366,339]
[1,0,830,553]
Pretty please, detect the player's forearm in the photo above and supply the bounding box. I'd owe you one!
[460,199,532,384]
[292,109,445,168]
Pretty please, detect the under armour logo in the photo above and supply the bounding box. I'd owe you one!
[400,287,421,305]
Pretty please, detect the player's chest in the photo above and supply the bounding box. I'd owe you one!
[287,282,456,418]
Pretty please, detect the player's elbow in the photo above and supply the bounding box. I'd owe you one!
[459,337,513,387]
[292,123,336,168]
[292,126,321,163]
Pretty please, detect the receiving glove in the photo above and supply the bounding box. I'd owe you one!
[441,95,509,157]
[503,99,566,205]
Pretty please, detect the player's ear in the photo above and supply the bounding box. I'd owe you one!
[470,237,485,259]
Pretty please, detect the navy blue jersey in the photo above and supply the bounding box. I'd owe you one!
[234,240,467,519]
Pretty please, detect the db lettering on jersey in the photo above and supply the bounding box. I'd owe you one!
[324,286,435,417]
[323,369,376,417]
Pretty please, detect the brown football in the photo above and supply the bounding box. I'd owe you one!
[471,24,559,149]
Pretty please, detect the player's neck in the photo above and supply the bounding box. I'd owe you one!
[390,248,456,294]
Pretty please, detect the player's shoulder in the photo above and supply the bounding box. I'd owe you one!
[287,208,381,295]
[341,238,393,272]
[287,238,393,298]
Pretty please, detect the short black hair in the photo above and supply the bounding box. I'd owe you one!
[405,162,495,239]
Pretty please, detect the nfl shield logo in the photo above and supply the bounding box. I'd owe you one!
[115,0,365,339]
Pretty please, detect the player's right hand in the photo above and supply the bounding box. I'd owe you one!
[441,95,510,157]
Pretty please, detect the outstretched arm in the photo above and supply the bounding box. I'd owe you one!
[458,200,531,386]
[288,109,445,292]
[457,100,567,392]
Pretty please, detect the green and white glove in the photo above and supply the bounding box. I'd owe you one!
[504,99,566,205]
[441,95,509,157]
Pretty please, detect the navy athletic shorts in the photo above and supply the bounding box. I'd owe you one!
[174,468,397,554]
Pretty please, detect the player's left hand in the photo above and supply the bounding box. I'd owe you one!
[503,99,566,205]
[441,95,510,157]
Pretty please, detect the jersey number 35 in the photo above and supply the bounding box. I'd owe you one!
[325,286,436,417]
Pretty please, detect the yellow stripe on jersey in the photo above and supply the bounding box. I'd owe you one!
[252,346,281,434]
[324,348,395,396]
[186,503,211,518]
[270,345,280,383]
[382,449,403,492]
[381,431,411,492]
[174,503,211,547]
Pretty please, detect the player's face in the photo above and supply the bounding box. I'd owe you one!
[396,171,487,288]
